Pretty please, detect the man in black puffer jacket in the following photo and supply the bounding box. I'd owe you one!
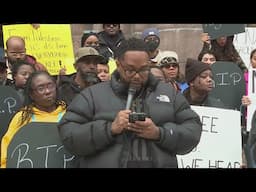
[58,37,202,168]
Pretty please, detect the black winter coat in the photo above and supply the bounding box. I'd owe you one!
[58,71,202,168]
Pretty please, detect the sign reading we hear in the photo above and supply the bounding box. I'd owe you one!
[177,106,242,168]
[202,24,245,40]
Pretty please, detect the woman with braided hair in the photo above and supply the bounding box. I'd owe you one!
[1,71,66,168]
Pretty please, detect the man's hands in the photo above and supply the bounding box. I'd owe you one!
[201,33,211,44]
[127,118,160,140]
[241,95,251,106]
[31,24,40,29]
[111,110,131,135]
[111,110,160,140]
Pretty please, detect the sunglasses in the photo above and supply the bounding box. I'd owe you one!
[162,63,179,69]
[104,24,119,28]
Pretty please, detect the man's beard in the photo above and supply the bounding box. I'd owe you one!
[80,71,101,86]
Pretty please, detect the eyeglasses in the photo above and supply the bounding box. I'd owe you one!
[33,82,56,94]
[121,63,149,77]
[162,63,179,69]
[105,24,119,28]
[8,51,26,57]
[160,57,178,68]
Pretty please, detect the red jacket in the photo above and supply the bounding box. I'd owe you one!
[26,54,47,71]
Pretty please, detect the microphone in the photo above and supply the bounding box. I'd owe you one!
[125,86,136,110]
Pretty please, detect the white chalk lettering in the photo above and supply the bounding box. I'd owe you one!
[11,143,33,168]
[56,145,75,168]
[36,144,58,168]
[3,97,17,114]
[230,72,241,86]
[213,72,241,87]
[9,143,75,168]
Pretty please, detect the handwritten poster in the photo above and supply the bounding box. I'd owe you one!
[246,69,256,131]
[233,27,256,69]
[177,106,242,168]
[2,24,76,75]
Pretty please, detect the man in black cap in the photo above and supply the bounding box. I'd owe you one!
[0,58,13,86]
[183,58,225,108]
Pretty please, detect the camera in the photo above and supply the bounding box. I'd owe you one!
[129,112,146,123]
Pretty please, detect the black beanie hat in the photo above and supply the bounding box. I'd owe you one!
[185,58,211,83]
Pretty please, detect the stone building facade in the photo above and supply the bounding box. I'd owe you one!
[71,24,255,74]
[71,24,204,74]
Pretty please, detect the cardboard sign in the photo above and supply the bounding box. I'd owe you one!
[177,106,242,168]
[233,27,256,69]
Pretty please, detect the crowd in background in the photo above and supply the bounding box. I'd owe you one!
[0,24,253,168]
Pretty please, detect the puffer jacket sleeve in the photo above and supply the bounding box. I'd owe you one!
[57,88,116,157]
[155,92,202,155]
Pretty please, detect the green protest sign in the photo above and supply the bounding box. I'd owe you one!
[209,61,246,110]
[202,24,245,40]
[0,86,22,142]
[7,122,75,168]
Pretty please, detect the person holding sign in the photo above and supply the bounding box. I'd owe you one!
[5,36,47,77]
[1,71,66,168]
[199,33,247,73]
[241,49,256,144]
[198,50,216,65]
[183,58,226,108]
[58,37,202,168]
[240,49,256,168]
[241,49,256,107]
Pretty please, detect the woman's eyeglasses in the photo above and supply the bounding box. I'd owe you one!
[33,82,56,94]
